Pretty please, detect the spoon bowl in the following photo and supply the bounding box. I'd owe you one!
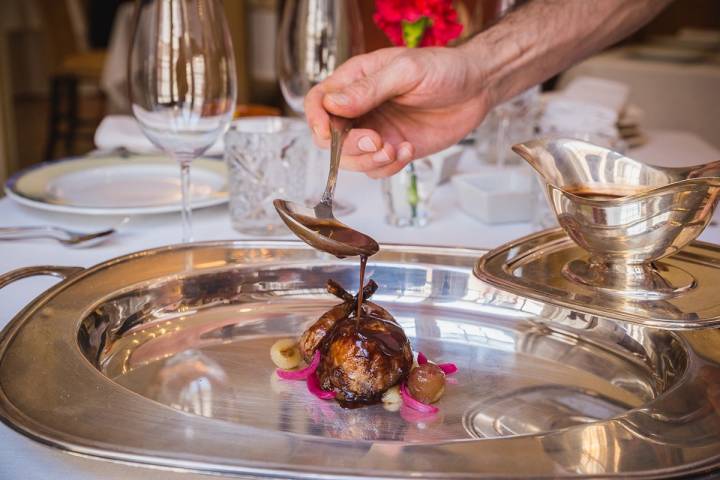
[274,115,379,258]
[273,199,378,258]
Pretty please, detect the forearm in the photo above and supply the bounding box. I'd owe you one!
[461,0,672,106]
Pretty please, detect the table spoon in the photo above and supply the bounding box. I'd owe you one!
[274,115,379,258]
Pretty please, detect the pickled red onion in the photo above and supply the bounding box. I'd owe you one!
[307,372,336,400]
[417,351,428,365]
[400,383,439,414]
[276,350,320,380]
[438,363,458,375]
[400,403,438,423]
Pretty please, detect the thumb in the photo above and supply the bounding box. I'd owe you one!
[322,57,419,118]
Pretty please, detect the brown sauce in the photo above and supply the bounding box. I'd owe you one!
[356,255,367,321]
[336,399,368,409]
[298,216,376,252]
[564,185,649,200]
[572,192,625,200]
[355,319,406,356]
[309,221,364,244]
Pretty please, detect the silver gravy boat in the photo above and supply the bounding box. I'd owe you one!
[513,138,720,298]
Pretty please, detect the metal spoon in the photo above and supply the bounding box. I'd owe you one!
[0,226,115,248]
[273,115,379,258]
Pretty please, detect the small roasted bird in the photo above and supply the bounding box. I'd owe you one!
[300,279,413,406]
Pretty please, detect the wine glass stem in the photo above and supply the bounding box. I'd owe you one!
[177,156,193,243]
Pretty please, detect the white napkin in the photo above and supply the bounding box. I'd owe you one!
[539,76,630,138]
[94,115,225,156]
[562,76,629,115]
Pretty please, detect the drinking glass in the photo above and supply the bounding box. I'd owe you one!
[277,0,363,113]
[128,0,237,242]
[382,159,441,228]
[225,117,309,235]
[474,86,541,166]
[276,0,363,215]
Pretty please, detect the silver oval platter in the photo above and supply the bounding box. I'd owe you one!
[1,241,719,478]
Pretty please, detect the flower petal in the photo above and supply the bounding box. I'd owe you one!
[307,372,336,400]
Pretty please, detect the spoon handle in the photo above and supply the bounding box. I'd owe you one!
[320,115,353,208]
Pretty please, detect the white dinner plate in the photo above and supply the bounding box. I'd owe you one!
[5,155,228,215]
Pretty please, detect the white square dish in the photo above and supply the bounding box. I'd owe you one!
[452,167,535,224]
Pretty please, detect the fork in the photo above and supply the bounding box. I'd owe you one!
[0,226,115,247]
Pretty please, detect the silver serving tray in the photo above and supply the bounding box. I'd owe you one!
[475,228,720,329]
[1,241,720,478]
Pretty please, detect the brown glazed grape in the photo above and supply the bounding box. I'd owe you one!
[407,363,446,404]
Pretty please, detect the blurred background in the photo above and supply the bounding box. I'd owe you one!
[0,0,718,187]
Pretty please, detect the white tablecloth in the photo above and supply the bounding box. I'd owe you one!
[560,48,720,150]
[0,129,719,479]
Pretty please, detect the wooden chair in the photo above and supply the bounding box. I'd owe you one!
[43,0,107,160]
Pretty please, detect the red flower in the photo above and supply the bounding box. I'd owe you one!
[373,0,463,48]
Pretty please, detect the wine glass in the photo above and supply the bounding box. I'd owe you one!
[277,0,364,216]
[128,0,237,242]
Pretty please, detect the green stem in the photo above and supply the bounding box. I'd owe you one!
[402,17,430,48]
[400,16,429,222]
[407,163,419,220]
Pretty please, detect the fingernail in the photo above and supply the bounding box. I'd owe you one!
[327,92,350,106]
[312,124,328,139]
[398,146,412,163]
[373,148,391,164]
[358,136,378,153]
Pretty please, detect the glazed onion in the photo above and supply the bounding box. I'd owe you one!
[438,363,458,375]
[400,383,439,414]
[307,372,336,400]
[270,338,302,370]
[382,385,401,405]
[276,350,320,380]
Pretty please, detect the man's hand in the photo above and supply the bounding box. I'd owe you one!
[304,46,490,178]
[305,0,671,179]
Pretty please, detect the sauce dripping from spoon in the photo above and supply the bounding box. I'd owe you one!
[356,255,368,325]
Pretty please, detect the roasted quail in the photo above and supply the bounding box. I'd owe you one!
[300,280,413,406]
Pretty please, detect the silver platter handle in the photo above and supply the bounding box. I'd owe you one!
[0,266,84,290]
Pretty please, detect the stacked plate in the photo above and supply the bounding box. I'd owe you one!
[5,154,228,215]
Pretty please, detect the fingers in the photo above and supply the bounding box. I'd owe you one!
[339,142,396,171]
[313,128,383,155]
[311,126,415,177]
[302,49,420,178]
[365,142,415,179]
[304,84,331,141]
[309,125,414,177]
[304,51,394,141]
[322,56,420,119]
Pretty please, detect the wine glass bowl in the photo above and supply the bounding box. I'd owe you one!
[128,0,237,241]
[277,0,363,217]
[277,0,364,114]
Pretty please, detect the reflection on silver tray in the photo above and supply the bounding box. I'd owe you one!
[476,228,720,329]
[1,241,720,478]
